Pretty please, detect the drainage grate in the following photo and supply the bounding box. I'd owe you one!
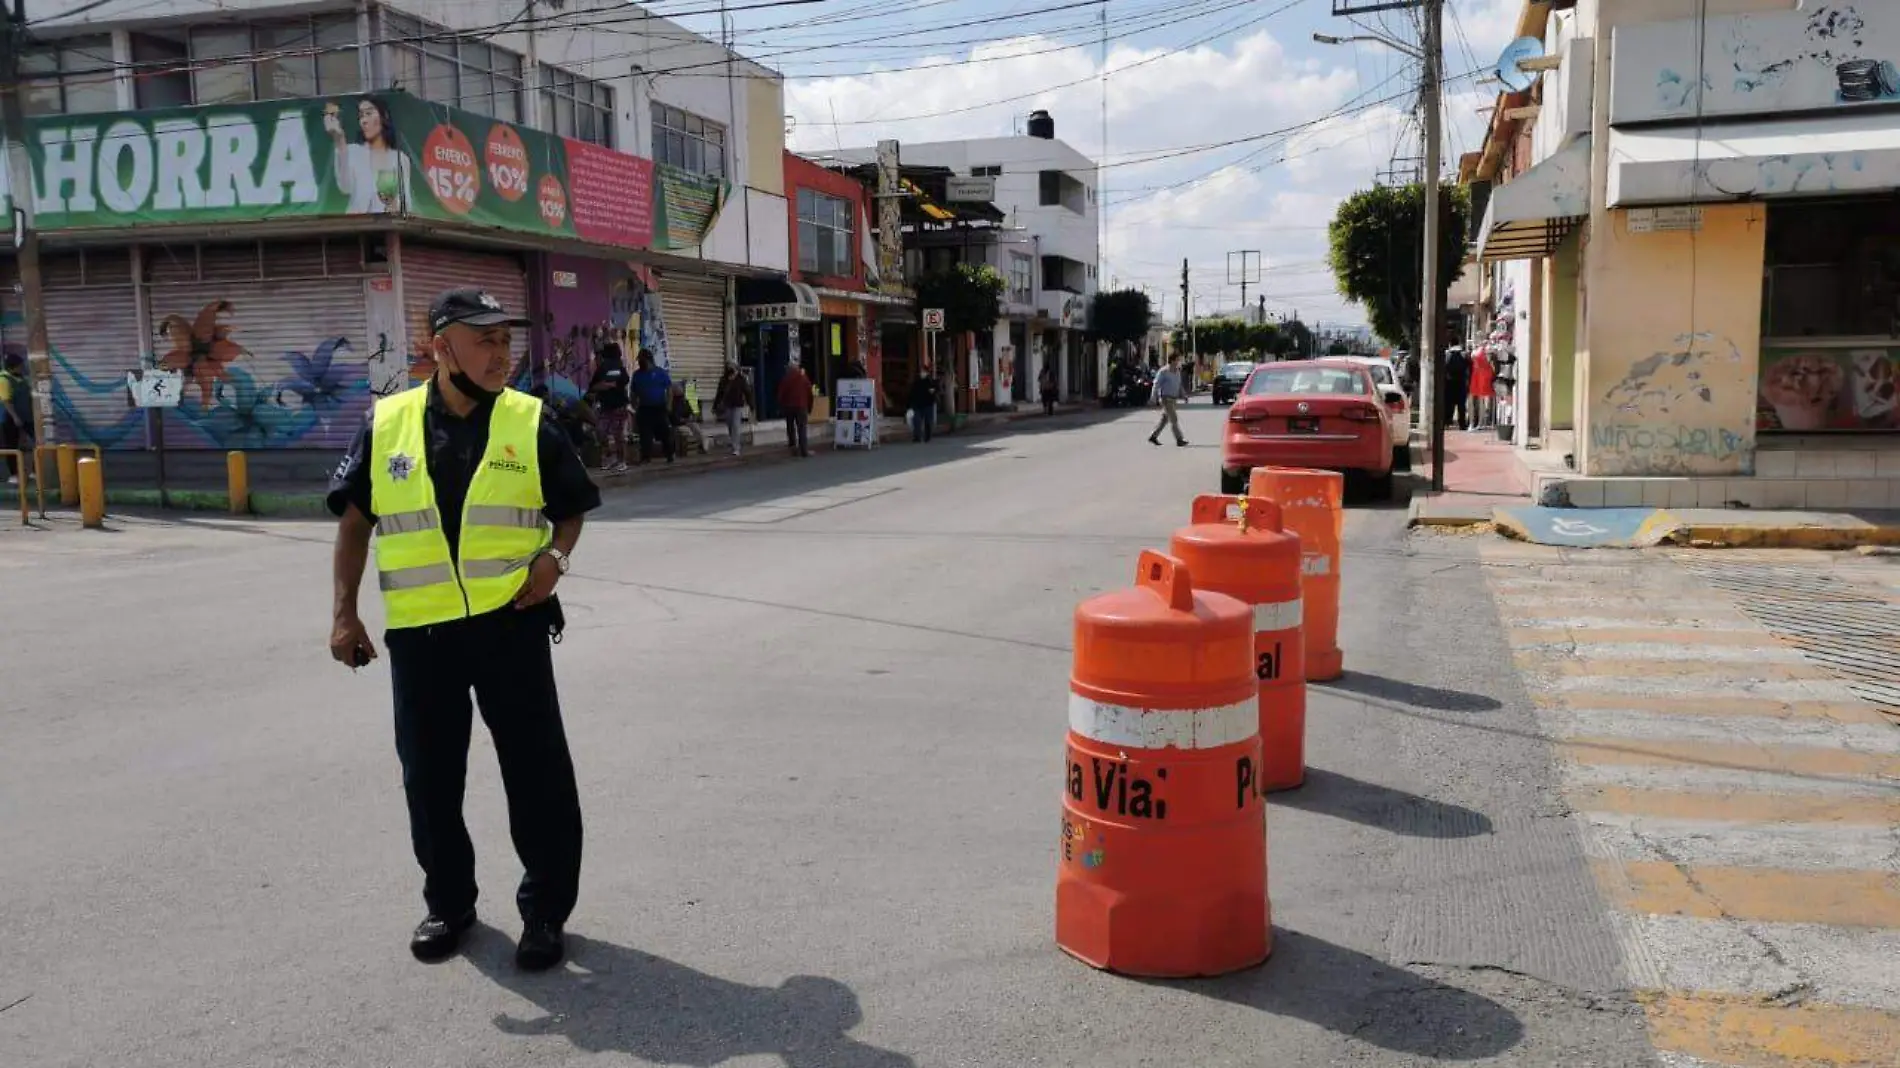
[1676,560,1900,715]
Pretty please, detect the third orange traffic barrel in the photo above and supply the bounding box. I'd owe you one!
[1248,466,1344,681]
[1170,495,1307,791]
[1058,550,1268,977]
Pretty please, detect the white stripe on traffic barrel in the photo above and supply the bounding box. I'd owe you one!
[1067,693,1257,750]
[1253,599,1302,631]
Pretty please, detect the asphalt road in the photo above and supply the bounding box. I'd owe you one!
[0,402,1660,1067]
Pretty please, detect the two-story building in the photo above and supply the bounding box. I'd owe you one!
[835,111,1103,407]
[0,0,786,462]
[1468,0,1900,509]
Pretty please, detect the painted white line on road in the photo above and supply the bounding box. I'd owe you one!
[1581,813,1900,871]
[1543,708,1900,753]
[1066,693,1256,750]
[1514,641,1808,663]
[1500,614,1756,630]
[1544,676,1867,702]
[1628,914,1900,1011]
[1253,599,1301,631]
[1563,761,1900,797]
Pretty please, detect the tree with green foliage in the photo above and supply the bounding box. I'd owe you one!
[1278,318,1313,358]
[1327,182,1470,352]
[1326,339,1352,356]
[1089,289,1154,358]
[915,262,1006,337]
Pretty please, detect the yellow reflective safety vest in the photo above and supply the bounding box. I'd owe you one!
[368,385,551,629]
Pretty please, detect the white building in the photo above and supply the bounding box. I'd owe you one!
[834,110,1102,404]
[5,0,786,454]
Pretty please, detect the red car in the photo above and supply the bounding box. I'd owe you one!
[1219,360,1400,498]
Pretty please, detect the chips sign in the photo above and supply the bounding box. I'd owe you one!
[922,308,946,331]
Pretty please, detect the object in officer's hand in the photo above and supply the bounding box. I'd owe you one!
[351,646,371,669]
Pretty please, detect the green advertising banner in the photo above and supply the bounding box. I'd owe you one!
[1,92,729,251]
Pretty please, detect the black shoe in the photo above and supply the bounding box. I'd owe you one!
[1148,436,1160,446]
[1176,439,1188,447]
[516,920,566,972]
[410,909,476,962]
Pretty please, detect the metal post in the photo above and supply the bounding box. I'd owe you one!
[1421,0,1446,491]
[2,0,54,449]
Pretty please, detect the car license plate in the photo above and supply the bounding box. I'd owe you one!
[1289,416,1319,433]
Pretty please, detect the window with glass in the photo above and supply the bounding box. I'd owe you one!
[971,165,1001,177]
[1763,198,1900,340]
[128,18,360,109]
[797,188,854,277]
[19,35,117,116]
[381,14,523,122]
[1008,252,1033,304]
[540,65,614,147]
[1245,367,1369,396]
[652,103,726,178]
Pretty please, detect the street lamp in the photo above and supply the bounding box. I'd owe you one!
[1312,2,1446,491]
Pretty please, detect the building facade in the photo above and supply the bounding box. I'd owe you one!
[1468,0,1900,508]
[836,110,1103,406]
[0,0,787,457]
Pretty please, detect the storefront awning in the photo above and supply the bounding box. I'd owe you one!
[1608,113,1900,207]
[735,279,821,324]
[1476,136,1590,262]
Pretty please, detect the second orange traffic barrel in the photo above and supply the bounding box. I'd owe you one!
[1058,550,1268,977]
[1170,494,1306,791]
[1248,466,1345,681]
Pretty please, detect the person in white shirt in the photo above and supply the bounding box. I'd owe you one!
[1149,356,1187,447]
[326,97,411,215]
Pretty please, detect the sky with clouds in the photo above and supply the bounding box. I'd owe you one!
[668,0,1519,330]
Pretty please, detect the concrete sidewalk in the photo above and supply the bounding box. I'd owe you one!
[1406,429,1530,529]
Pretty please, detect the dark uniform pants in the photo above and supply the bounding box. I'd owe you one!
[387,607,582,925]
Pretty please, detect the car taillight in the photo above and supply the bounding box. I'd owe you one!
[1229,407,1267,423]
[1342,405,1383,423]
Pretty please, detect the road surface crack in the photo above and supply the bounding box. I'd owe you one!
[0,994,32,1015]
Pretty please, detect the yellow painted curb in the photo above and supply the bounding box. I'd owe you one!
[1667,523,1900,550]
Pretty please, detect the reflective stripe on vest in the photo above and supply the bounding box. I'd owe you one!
[368,386,550,629]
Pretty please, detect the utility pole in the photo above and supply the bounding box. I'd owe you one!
[1420,0,1446,491]
[1227,249,1260,323]
[1,0,53,447]
[1180,257,1195,366]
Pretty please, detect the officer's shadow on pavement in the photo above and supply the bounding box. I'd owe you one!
[1167,928,1525,1060]
[466,927,916,1068]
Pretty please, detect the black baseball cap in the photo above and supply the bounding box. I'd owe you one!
[429,288,530,336]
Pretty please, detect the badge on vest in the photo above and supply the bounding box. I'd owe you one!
[387,453,416,481]
[487,442,530,475]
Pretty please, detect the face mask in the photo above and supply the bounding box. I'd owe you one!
[442,338,500,404]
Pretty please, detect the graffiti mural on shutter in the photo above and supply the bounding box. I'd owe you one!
[399,241,530,390]
[140,240,374,451]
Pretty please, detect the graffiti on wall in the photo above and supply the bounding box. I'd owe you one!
[1594,331,1752,472]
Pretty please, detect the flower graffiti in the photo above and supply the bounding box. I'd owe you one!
[281,337,357,414]
[158,300,247,407]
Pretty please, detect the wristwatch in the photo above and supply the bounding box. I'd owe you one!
[543,548,570,574]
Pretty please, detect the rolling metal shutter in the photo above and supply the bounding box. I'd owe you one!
[141,240,372,451]
[39,249,143,449]
[399,241,530,386]
[656,272,728,399]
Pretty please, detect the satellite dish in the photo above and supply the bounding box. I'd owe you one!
[1494,36,1544,92]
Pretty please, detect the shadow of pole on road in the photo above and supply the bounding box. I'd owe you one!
[466,928,917,1068]
[1270,768,1495,839]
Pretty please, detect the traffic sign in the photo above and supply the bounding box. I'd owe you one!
[922,308,945,331]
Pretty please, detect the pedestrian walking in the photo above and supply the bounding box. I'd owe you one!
[1148,355,1188,447]
[908,363,939,442]
[586,342,631,473]
[630,349,674,464]
[1038,364,1057,416]
[1444,346,1472,432]
[1468,345,1495,430]
[713,362,752,457]
[326,287,599,973]
[776,359,813,457]
[0,353,32,483]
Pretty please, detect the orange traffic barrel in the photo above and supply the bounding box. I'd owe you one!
[1248,466,1345,681]
[1170,495,1307,791]
[1058,549,1268,977]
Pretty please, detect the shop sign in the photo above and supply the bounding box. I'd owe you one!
[1626,206,1701,234]
[652,163,729,250]
[833,378,878,449]
[1758,345,1899,432]
[0,91,687,251]
[738,301,819,324]
[945,176,995,202]
[552,270,580,288]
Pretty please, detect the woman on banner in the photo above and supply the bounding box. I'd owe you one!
[326,97,412,214]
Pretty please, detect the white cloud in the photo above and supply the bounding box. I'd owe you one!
[782,19,1509,329]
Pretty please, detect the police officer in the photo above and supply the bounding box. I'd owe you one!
[327,288,600,971]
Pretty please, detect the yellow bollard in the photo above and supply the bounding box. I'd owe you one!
[227,450,249,514]
[78,457,105,528]
[57,443,79,506]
